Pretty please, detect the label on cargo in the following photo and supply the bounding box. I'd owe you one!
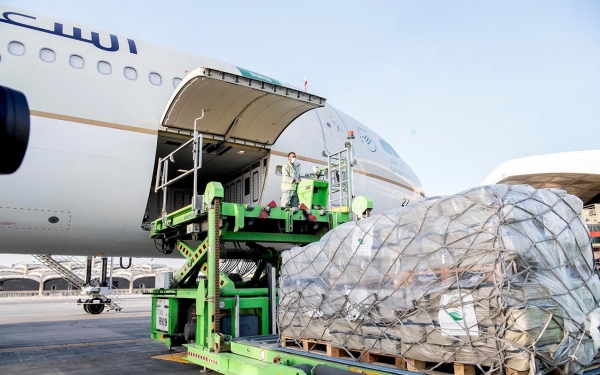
[352,228,373,260]
[439,293,479,336]
[156,298,169,332]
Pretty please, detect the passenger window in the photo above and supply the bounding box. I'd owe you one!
[124,66,137,80]
[275,165,283,176]
[69,54,84,69]
[173,77,182,88]
[149,72,162,86]
[98,61,111,75]
[39,48,55,62]
[236,181,241,203]
[8,41,25,56]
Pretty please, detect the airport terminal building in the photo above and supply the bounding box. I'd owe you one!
[0,258,176,297]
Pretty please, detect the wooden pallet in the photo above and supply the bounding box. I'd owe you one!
[280,337,524,375]
[281,336,405,369]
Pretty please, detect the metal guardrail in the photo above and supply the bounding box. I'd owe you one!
[155,110,205,224]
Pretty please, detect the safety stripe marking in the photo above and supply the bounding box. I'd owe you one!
[30,110,158,135]
[187,351,218,365]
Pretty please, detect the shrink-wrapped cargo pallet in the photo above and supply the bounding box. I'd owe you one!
[278,185,600,374]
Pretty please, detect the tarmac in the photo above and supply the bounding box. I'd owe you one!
[0,295,209,375]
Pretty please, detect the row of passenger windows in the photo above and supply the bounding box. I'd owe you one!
[7,41,183,88]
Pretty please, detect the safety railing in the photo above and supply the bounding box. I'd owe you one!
[155,110,205,223]
[327,131,356,214]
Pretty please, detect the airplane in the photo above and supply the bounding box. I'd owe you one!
[0,5,424,260]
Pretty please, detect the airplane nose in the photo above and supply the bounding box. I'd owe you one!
[0,85,30,175]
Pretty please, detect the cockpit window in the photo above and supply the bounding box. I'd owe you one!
[379,138,399,158]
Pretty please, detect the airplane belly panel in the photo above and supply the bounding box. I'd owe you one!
[0,116,157,256]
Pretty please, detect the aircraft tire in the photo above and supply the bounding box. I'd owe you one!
[83,299,91,314]
[87,298,105,315]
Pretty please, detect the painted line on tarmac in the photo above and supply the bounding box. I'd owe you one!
[152,352,192,364]
[0,338,151,353]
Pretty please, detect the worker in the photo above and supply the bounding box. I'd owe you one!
[281,152,301,209]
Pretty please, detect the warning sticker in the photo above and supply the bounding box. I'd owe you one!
[438,293,479,337]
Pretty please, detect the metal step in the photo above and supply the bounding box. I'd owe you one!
[33,254,85,289]
[33,255,124,311]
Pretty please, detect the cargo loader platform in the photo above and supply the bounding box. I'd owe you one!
[148,76,380,372]
[148,179,378,375]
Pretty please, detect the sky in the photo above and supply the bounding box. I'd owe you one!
[1,1,599,266]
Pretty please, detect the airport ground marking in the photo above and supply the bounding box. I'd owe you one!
[151,352,192,364]
[0,338,151,353]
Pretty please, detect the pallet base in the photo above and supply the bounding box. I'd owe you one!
[281,337,528,375]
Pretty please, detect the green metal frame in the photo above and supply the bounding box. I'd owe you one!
[149,181,388,375]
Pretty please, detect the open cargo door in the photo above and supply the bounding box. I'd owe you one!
[161,67,326,148]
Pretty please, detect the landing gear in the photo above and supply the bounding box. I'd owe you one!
[80,297,106,314]
[77,286,121,314]
[86,298,105,315]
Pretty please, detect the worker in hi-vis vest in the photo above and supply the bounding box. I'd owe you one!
[281,152,301,209]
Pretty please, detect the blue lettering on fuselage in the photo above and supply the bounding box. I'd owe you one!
[356,127,377,152]
[0,11,137,54]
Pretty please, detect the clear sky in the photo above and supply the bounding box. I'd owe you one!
[1,1,599,266]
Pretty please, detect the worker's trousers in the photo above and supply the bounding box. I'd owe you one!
[281,190,299,208]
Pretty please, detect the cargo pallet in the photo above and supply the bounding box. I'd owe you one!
[281,336,514,375]
[278,338,600,375]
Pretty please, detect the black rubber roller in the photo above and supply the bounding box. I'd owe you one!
[291,364,314,375]
[184,323,196,342]
[0,85,30,174]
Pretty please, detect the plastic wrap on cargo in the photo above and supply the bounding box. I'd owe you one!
[278,185,600,374]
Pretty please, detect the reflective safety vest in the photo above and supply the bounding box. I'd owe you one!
[281,163,300,192]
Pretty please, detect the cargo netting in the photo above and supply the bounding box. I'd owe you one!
[278,184,600,374]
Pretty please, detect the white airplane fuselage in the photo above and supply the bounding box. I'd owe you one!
[0,7,423,258]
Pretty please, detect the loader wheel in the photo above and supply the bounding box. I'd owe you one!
[83,299,90,314]
[87,298,105,315]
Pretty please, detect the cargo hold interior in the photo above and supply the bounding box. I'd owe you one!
[142,133,269,227]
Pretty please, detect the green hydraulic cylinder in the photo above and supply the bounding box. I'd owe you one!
[207,197,220,352]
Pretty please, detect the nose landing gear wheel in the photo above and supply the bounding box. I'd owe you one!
[87,298,105,315]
